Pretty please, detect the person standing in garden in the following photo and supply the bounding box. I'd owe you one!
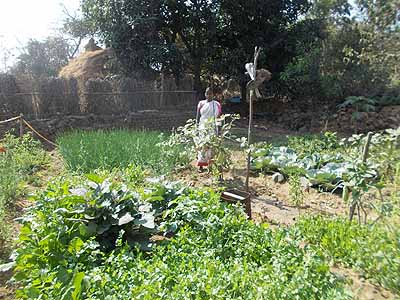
[195,87,222,171]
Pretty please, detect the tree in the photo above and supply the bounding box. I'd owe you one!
[81,0,219,91]
[11,37,72,78]
[81,0,311,95]
[308,0,352,21]
[356,1,400,90]
[279,0,400,105]
[161,0,219,91]
[81,0,167,80]
[357,0,399,30]
[210,0,311,100]
[61,5,97,58]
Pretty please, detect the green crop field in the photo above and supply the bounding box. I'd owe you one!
[57,130,177,174]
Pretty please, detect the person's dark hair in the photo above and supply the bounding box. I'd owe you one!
[213,86,222,95]
[205,86,222,95]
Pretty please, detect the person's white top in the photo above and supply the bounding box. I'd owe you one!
[197,100,222,128]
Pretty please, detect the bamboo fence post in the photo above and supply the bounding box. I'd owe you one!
[19,114,24,137]
[160,73,165,108]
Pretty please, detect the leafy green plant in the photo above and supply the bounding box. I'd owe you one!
[82,223,348,300]
[341,160,379,222]
[289,174,305,215]
[0,209,12,262]
[1,133,49,174]
[367,128,399,181]
[11,174,349,300]
[287,132,340,157]
[0,133,48,261]
[252,129,400,199]
[295,216,400,293]
[160,114,240,179]
[375,94,400,106]
[338,128,400,221]
[251,145,348,190]
[0,157,22,207]
[338,96,377,120]
[0,134,43,232]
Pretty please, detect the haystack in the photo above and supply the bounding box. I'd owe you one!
[58,40,115,113]
[59,41,114,82]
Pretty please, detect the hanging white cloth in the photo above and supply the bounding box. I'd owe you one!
[195,99,222,167]
[197,100,222,129]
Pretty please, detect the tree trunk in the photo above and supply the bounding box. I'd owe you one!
[240,80,247,103]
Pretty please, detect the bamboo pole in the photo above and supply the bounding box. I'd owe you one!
[245,47,261,192]
[19,114,24,137]
[160,73,165,108]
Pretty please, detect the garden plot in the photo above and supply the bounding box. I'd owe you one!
[0,126,399,300]
[249,130,400,221]
[57,129,183,174]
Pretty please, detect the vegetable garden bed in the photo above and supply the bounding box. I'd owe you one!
[0,127,399,300]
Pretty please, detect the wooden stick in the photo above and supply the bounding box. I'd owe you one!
[362,132,373,163]
[19,114,24,137]
[245,47,261,192]
[245,89,254,191]
[0,115,21,124]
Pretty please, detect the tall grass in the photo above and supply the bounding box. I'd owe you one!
[57,130,176,174]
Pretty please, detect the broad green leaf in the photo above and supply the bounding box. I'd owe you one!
[72,272,85,300]
[68,237,84,254]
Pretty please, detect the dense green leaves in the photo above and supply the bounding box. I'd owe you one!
[8,128,400,299]
[250,144,352,189]
[81,0,312,93]
[295,216,400,293]
[160,115,239,177]
[281,0,400,104]
[251,129,400,192]
[12,174,348,299]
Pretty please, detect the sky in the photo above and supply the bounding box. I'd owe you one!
[0,0,81,71]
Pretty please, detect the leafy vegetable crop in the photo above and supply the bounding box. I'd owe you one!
[12,175,349,299]
[250,130,399,191]
[295,216,400,293]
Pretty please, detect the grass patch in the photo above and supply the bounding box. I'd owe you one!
[0,133,48,261]
[295,216,400,293]
[57,130,177,174]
